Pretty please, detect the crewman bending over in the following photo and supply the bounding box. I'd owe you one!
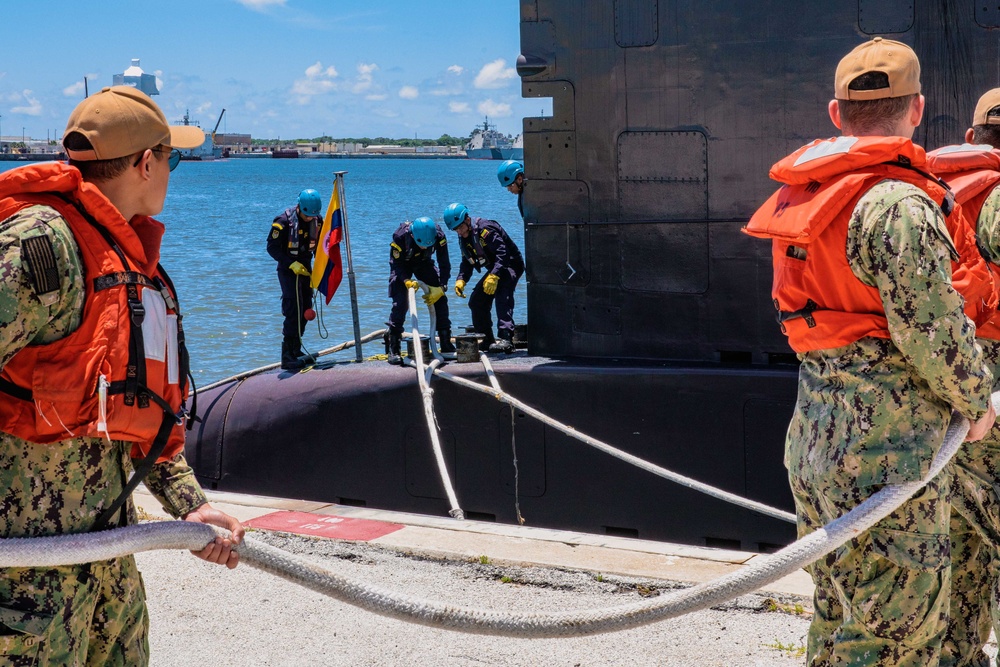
[386,216,454,364]
[443,202,524,353]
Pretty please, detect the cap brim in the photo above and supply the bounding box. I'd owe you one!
[169,125,206,149]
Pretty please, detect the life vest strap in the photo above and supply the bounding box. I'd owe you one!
[883,158,956,215]
[90,410,177,532]
[93,272,157,293]
[0,377,32,402]
[124,282,148,408]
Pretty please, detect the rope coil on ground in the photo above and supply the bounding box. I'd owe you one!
[7,312,987,636]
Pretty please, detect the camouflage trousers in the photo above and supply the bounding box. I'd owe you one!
[939,439,1000,667]
[0,558,148,666]
[791,472,952,667]
[0,433,149,666]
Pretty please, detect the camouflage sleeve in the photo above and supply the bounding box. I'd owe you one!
[143,453,209,518]
[0,205,85,369]
[976,185,1000,265]
[851,181,992,420]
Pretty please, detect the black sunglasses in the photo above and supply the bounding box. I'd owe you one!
[133,146,181,172]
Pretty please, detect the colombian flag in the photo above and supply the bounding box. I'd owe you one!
[311,181,344,304]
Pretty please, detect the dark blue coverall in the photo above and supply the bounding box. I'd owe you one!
[266,206,316,363]
[388,221,451,335]
[457,217,524,343]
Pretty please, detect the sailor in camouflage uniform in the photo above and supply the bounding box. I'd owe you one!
[928,90,1000,667]
[0,87,244,665]
[745,40,996,667]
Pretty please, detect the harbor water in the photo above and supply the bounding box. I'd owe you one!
[0,158,526,383]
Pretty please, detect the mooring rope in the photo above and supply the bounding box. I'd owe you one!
[0,393,985,638]
[196,329,387,394]
[426,364,797,524]
[407,284,464,520]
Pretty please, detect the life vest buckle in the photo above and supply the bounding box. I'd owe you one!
[129,300,145,326]
[777,299,820,328]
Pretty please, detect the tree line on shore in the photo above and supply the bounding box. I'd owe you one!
[250,133,468,147]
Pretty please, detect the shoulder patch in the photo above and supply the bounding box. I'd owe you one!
[21,234,60,296]
[391,242,402,259]
[438,237,447,246]
[271,228,280,239]
[480,229,490,239]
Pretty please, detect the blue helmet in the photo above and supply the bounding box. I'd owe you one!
[442,203,469,231]
[297,189,322,217]
[497,160,523,187]
[410,217,437,248]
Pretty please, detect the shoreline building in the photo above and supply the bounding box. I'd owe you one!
[113,59,159,96]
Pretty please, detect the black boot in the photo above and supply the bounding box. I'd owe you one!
[291,340,316,367]
[281,341,305,370]
[479,332,496,352]
[387,330,403,365]
[489,334,514,354]
[438,330,456,354]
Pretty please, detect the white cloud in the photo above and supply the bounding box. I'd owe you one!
[374,108,399,118]
[447,65,464,75]
[292,61,340,104]
[235,0,286,11]
[352,63,379,94]
[474,59,516,89]
[305,62,338,79]
[477,99,511,117]
[449,101,471,114]
[63,81,86,96]
[398,86,419,100]
[11,90,42,116]
[366,93,388,101]
[196,102,213,115]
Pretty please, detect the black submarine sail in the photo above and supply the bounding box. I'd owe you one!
[187,0,998,552]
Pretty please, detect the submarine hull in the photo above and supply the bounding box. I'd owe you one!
[187,357,797,552]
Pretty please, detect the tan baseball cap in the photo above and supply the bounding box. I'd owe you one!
[63,86,205,161]
[834,37,921,101]
[974,88,1000,125]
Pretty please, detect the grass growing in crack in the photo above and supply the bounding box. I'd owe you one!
[765,640,806,658]
[763,598,808,616]
[137,507,161,522]
[500,576,512,583]
[478,555,490,565]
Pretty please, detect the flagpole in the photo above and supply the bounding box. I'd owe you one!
[335,171,364,362]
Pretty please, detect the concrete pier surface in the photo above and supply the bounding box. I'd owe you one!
[133,489,813,666]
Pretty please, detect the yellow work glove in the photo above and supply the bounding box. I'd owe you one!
[454,280,466,298]
[482,273,499,296]
[423,286,445,306]
[289,261,311,277]
[404,279,419,290]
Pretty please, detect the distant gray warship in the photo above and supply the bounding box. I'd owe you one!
[464,117,515,159]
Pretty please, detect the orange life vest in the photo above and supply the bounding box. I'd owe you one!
[927,144,1000,340]
[744,135,992,353]
[0,162,189,463]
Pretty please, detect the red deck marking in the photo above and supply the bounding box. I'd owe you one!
[245,511,404,541]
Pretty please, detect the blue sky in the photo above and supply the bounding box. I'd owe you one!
[0,0,547,142]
